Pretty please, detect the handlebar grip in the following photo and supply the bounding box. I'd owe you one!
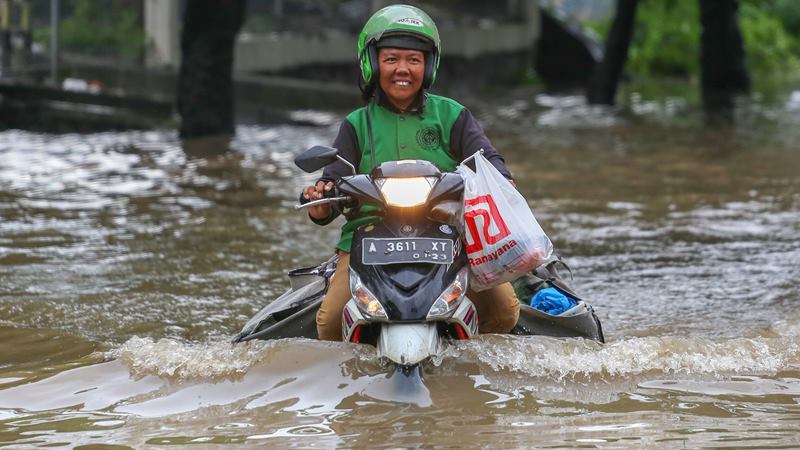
[323,185,339,198]
[298,183,338,205]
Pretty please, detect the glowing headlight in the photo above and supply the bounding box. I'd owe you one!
[349,270,387,318]
[376,177,435,207]
[427,267,469,318]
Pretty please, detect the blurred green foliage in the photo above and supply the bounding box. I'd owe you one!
[33,0,144,61]
[586,0,800,79]
[739,0,800,75]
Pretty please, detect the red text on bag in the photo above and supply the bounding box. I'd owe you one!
[464,194,510,254]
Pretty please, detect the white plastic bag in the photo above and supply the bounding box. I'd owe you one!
[457,153,553,291]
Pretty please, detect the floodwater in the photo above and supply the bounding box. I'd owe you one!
[1,85,799,448]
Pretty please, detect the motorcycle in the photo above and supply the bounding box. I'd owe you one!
[233,146,604,370]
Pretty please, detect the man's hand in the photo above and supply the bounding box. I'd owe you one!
[302,181,335,220]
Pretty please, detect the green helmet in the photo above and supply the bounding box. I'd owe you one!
[358,4,441,90]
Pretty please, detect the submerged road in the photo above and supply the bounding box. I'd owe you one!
[0,86,799,447]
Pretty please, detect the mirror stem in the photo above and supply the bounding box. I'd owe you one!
[337,155,357,175]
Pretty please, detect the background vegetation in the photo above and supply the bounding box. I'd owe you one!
[585,0,800,80]
[33,0,145,61]
[29,0,800,82]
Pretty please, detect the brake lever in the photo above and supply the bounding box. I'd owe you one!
[294,196,351,210]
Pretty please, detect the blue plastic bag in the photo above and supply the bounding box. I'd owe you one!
[530,287,577,315]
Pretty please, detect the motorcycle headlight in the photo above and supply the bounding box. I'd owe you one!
[376,177,436,207]
[349,270,387,318]
[427,267,469,319]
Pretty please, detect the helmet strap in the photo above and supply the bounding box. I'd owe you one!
[422,50,436,89]
[367,44,380,83]
[364,103,377,170]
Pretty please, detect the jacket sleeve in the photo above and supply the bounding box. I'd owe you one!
[449,108,513,179]
[306,120,361,226]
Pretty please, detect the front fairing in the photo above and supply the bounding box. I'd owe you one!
[334,161,462,219]
[337,159,467,322]
[350,219,467,321]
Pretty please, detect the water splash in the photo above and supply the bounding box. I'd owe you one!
[454,319,800,381]
[111,318,800,386]
[112,336,283,380]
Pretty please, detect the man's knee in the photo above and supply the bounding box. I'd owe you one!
[493,291,521,332]
[316,252,351,341]
[316,301,342,341]
[472,282,520,334]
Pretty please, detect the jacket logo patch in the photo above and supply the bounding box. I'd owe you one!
[416,127,440,150]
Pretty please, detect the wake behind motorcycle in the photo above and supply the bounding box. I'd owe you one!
[233,146,604,369]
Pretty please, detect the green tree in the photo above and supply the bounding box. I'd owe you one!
[739,1,800,75]
[586,0,800,79]
[34,0,145,61]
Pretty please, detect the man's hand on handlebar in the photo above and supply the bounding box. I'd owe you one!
[302,181,335,220]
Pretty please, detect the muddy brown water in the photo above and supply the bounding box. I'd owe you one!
[1,88,799,448]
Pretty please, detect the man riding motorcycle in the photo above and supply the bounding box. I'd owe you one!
[301,4,520,341]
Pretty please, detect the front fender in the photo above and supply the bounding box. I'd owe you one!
[377,323,440,366]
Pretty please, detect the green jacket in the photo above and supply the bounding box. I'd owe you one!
[315,92,512,252]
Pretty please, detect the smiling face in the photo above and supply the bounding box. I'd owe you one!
[377,47,425,111]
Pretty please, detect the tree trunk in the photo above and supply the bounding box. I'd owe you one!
[177,0,246,139]
[586,0,639,105]
[699,0,750,112]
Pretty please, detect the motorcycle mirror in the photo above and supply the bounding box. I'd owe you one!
[294,146,340,173]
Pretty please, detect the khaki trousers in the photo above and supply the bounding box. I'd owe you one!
[316,252,521,341]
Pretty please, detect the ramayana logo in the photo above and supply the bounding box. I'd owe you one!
[463,194,510,254]
[395,17,423,27]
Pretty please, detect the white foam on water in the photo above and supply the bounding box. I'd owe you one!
[0,409,21,421]
[108,318,800,394]
[7,320,793,419]
[112,336,286,381]
[450,319,800,381]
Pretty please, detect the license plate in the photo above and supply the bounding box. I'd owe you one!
[362,238,454,265]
